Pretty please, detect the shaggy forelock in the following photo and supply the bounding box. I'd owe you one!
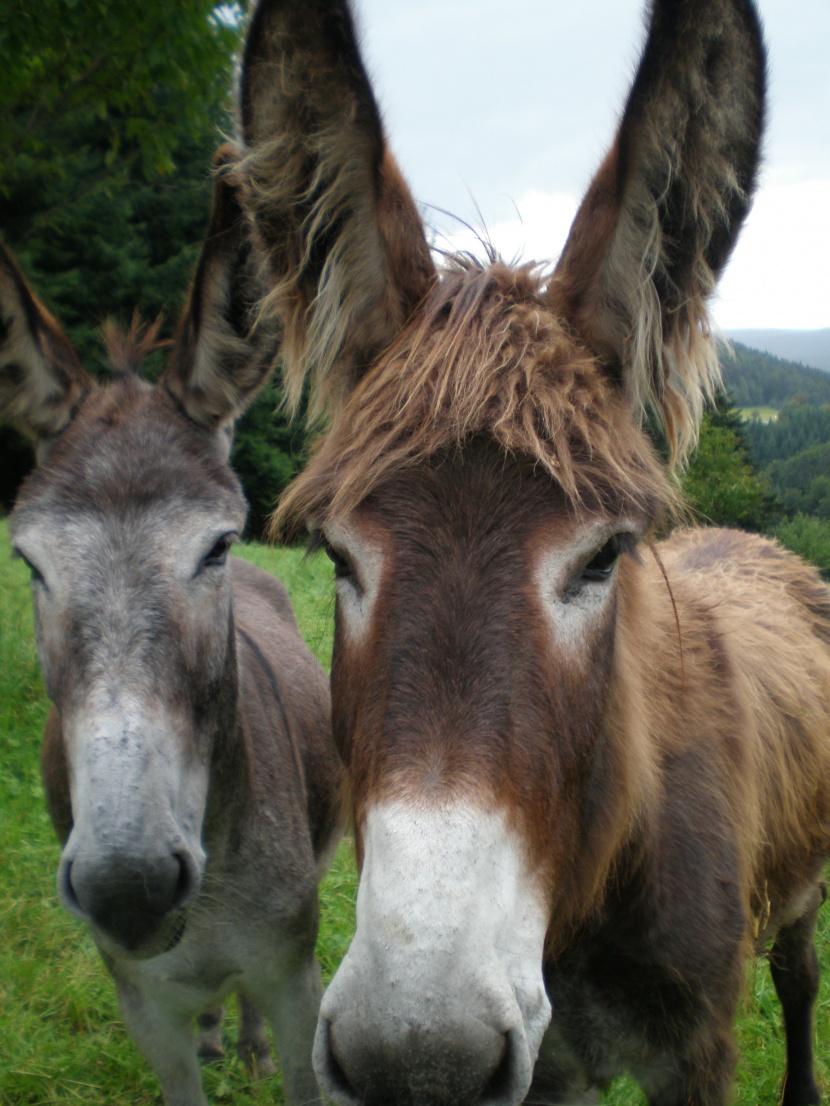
[273,257,678,539]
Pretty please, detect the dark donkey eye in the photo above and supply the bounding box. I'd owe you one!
[580,535,625,582]
[202,532,237,569]
[324,543,353,581]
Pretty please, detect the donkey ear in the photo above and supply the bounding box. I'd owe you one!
[238,0,435,418]
[549,0,766,462]
[163,144,282,430]
[0,242,91,443]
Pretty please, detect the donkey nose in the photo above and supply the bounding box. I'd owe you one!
[60,848,200,952]
[315,1007,525,1106]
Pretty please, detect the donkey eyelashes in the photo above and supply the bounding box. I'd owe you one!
[198,531,239,573]
[325,545,354,582]
[560,530,639,602]
[579,532,637,583]
[579,537,623,582]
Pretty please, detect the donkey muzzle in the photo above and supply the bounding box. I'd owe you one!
[313,801,551,1106]
[58,841,203,956]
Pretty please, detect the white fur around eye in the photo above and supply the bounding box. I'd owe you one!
[534,530,623,649]
[324,520,385,641]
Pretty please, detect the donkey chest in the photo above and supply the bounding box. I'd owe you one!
[537,963,680,1096]
[537,896,745,1098]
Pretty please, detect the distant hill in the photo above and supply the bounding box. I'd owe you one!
[719,342,830,408]
[724,329,830,373]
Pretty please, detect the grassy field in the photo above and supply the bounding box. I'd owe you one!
[0,518,827,1105]
[738,406,780,423]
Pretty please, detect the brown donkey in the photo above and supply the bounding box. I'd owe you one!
[0,160,342,1106]
[231,0,830,1104]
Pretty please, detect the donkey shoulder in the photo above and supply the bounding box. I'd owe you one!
[231,554,299,630]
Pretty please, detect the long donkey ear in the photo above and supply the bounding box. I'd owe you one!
[163,144,281,430]
[549,0,766,462]
[238,0,436,419]
[0,242,91,444]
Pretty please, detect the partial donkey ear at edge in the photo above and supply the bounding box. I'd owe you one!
[0,241,91,445]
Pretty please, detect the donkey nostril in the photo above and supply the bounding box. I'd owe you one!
[483,1031,515,1104]
[58,858,85,917]
[170,851,200,912]
[314,1017,363,1106]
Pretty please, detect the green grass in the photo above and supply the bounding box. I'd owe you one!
[738,406,779,423]
[0,518,827,1104]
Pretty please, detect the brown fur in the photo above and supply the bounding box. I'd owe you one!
[231,0,828,1102]
[273,259,679,540]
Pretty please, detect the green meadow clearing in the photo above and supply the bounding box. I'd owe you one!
[0,519,827,1105]
[737,406,780,423]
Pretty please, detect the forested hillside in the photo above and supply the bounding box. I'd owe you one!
[713,343,830,574]
[720,342,830,407]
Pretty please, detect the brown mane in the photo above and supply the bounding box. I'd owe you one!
[274,257,679,540]
[100,314,166,376]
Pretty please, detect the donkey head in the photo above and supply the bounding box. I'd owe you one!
[244,2,764,1103]
[1,150,280,957]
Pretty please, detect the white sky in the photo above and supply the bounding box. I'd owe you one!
[354,0,830,331]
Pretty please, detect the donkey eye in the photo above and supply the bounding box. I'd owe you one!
[201,532,237,570]
[324,543,354,581]
[580,536,623,583]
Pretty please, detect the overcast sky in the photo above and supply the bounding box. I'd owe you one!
[352,0,829,332]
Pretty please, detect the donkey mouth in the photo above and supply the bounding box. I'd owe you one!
[88,907,190,961]
[164,913,189,953]
[58,847,201,960]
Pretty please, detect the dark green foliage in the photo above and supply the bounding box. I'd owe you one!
[681,412,771,531]
[232,380,309,539]
[765,443,830,519]
[1,1,241,191]
[743,403,830,467]
[0,3,241,371]
[773,514,830,579]
[4,117,219,373]
[721,341,830,407]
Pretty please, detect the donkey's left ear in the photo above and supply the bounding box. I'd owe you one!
[163,144,281,431]
[549,0,766,462]
[0,242,91,442]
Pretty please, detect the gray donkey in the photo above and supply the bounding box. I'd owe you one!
[0,150,342,1106]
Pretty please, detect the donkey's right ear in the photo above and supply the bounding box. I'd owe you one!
[0,242,91,443]
[238,0,436,419]
[163,144,282,432]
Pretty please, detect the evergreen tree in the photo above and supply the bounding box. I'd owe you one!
[681,413,771,531]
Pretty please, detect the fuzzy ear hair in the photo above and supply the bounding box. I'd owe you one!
[238,0,435,420]
[163,144,282,429]
[0,242,91,443]
[549,0,766,463]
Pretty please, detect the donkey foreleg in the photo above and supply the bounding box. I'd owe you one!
[769,885,825,1106]
[646,1029,737,1106]
[237,993,276,1078]
[114,973,208,1106]
[196,1005,225,1063]
[251,955,324,1106]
